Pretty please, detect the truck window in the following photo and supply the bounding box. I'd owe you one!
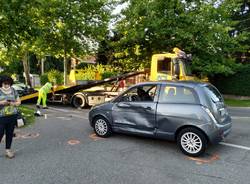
[157,58,171,74]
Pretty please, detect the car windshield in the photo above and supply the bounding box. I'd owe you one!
[205,85,223,103]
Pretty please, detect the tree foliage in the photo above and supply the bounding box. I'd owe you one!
[0,0,249,81]
[0,0,43,85]
[232,1,250,62]
[108,0,249,76]
[0,0,111,84]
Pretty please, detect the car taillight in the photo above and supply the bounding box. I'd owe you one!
[218,108,228,117]
[202,106,218,124]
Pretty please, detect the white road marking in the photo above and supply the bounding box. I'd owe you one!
[56,117,72,121]
[231,116,250,119]
[229,107,250,110]
[219,142,250,151]
[46,107,88,120]
[72,114,88,120]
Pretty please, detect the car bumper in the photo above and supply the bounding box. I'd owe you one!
[208,116,232,144]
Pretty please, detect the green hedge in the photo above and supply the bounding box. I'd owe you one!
[47,70,63,85]
[40,70,63,85]
[211,65,250,96]
[19,105,35,126]
[75,64,120,80]
[40,73,49,85]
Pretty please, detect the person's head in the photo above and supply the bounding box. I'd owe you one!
[0,75,13,90]
[137,87,145,97]
[168,88,175,96]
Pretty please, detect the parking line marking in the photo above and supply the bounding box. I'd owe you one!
[71,114,88,120]
[219,142,250,151]
[49,107,72,113]
[231,116,250,119]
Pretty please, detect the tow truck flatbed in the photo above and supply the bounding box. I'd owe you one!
[20,71,147,107]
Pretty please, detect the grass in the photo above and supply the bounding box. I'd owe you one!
[18,105,35,127]
[224,98,250,107]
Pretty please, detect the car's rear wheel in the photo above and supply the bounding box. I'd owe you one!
[93,116,112,138]
[177,128,207,157]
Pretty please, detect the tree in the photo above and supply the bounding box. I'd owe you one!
[232,1,250,63]
[0,0,111,85]
[38,0,111,85]
[0,0,43,86]
[109,0,248,76]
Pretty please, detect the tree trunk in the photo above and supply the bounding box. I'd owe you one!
[63,49,67,85]
[23,51,32,86]
[41,58,45,75]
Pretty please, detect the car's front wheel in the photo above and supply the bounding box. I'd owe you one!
[177,128,207,157]
[93,116,112,138]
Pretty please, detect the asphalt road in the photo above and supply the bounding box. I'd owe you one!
[228,106,250,117]
[0,106,250,184]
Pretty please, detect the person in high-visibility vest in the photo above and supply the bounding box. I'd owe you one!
[36,82,53,109]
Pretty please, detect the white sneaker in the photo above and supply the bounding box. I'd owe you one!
[5,149,15,159]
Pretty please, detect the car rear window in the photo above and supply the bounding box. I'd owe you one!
[159,85,198,104]
[204,85,223,103]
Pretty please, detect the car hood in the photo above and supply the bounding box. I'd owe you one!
[91,101,113,111]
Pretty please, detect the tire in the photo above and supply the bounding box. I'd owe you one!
[72,94,86,108]
[177,127,207,157]
[93,116,112,138]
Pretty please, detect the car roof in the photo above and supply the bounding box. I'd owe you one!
[134,80,209,88]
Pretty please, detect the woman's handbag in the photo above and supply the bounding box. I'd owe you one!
[16,110,25,127]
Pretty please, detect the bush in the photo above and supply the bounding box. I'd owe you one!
[211,65,250,96]
[101,71,118,79]
[74,64,120,80]
[47,70,63,85]
[19,105,35,126]
[40,73,49,85]
[75,67,96,80]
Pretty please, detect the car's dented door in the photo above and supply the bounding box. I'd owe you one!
[112,84,160,136]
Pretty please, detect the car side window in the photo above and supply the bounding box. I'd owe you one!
[159,85,197,104]
[118,85,157,102]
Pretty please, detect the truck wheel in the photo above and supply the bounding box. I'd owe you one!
[72,94,86,108]
[93,116,112,138]
[177,127,207,157]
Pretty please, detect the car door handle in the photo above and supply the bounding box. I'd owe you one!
[117,103,130,108]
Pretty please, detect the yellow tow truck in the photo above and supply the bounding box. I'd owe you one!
[149,48,195,81]
[20,48,196,108]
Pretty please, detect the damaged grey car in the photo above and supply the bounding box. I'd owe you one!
[89,81,232,157]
